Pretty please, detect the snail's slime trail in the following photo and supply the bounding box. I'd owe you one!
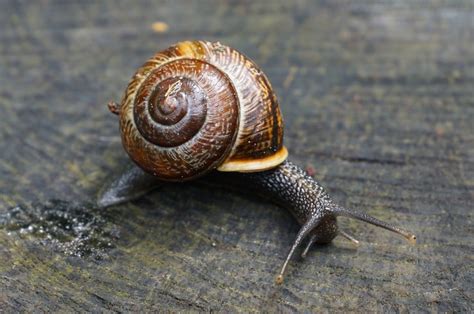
[0,199,120,259]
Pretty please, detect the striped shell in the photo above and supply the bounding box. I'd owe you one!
[118,41,287,181]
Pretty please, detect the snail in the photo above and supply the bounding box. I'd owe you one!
[98,40,416,284]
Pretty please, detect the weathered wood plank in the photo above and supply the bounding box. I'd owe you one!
[0,0,473,311]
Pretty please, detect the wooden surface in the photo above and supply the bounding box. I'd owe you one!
[1,0,473,312]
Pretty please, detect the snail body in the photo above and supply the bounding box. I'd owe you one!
[100,41,416,284]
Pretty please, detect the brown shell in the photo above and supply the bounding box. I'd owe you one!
[118,40,287,181]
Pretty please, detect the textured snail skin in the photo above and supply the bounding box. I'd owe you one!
[207,161,416,284]
[101,41,416,284]
[98,161,416,284]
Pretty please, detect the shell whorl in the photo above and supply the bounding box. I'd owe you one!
[134,74,207,147]
[119,41,286,181]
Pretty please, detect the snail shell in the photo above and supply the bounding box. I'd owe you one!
[118,41,288,181]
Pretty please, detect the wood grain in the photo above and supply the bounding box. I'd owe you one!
[0,0,473,311]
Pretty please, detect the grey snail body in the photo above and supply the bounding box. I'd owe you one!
[99,40,416,284]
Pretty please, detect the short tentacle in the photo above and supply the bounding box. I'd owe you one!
[301,233,318,259]
[338,230,360,246]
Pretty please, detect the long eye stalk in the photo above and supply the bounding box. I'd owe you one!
[333,206,417,245]
[275,215,323,285]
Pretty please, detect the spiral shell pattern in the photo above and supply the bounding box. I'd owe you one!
[118,41,286,181]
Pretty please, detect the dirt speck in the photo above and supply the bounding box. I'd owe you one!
[151,21,169,33]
